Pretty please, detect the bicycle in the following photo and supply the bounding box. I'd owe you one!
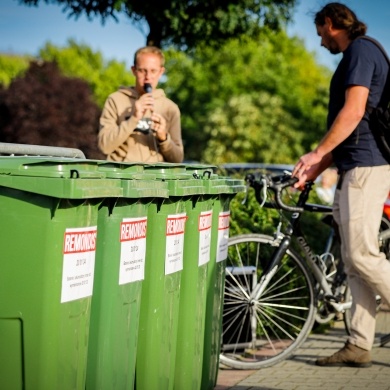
[314,210,390,328]
[220,172,390,369]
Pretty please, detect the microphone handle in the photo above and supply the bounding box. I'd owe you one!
[144,83,152,118]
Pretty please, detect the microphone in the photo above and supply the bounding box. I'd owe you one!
[144,83,153,119]
[141,83,153,132]
[144,83,152,94]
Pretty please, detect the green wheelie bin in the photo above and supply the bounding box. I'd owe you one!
[201,176,246,390]
[135,163,205,390]
[0,157,122,390]
[173,164,218,389]
[86,162,169,390]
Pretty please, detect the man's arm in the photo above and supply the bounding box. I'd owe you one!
[315,85,369,157]
[293,85,369,186]
[98,96,139,156]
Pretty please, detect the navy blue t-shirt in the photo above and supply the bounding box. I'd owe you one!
[328,37,389,171]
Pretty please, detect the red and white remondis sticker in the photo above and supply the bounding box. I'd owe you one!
[198,210,212,266]
[165,213,187,275]
[119,217,147,285]
[216,211,230,262]
[61,226,97,303]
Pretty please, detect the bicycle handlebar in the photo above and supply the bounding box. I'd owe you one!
[274,177,305,213]
[245,173,308,213]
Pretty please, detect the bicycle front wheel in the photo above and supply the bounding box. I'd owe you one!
[343,228,390,347]
[220,234,316,369]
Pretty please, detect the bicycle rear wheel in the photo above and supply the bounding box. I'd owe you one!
[220,234,316,369]
[343,228,390,347]
[379,226,390,259]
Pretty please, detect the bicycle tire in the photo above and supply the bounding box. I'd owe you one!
[379,226,390,259]
[380,213,390,231]
[343,228,390,347]
[220,234,316,369]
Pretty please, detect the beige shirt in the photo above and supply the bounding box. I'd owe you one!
[98,87,184,162]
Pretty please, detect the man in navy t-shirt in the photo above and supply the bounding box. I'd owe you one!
[330,38,389,171]
[293,2,390,367]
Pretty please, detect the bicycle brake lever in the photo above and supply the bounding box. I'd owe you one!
[241,186,249,205]
[242,174,255,205]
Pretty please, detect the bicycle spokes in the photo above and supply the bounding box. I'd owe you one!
[220,234,316,369]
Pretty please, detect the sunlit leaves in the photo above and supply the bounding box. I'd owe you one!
[163,30,331,162]
[38,39,134,107]
[0,55,30,87]
[203,92,304,164]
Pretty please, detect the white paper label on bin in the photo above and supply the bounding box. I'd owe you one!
[165,213,187,275]
[119,216,147,284]
[61,226,97,303]
[198,210,213,266]
[216,211,230,262]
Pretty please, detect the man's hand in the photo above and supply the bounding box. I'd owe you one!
[151,113,168,142]
[292,150,323,189]
[133,93,154,120]
[292,150,334,190]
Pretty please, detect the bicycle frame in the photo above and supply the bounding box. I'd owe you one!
[294,221,352,313]
[251,177,352,313]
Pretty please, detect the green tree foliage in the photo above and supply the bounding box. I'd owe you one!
[38,39,134,107]
[229,189,280,237]
[0,54,30,87]
[202,92,303,164]
[0,61,104,159]
[19,0,297,49]
[162,30,331,162]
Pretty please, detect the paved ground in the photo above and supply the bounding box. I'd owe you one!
[215,321,390,390]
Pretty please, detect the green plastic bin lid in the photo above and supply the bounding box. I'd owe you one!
[183,164,246,194]
[184,163,218,180]
[165,177,206,196]
[142,162,207,196]
[222,177,247,194]
[0,157,122,198]
[97,161,169,198]
[142,162,193,180]
[202,176,246,195]
[97,161,155,180]
[0,156,108,178]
